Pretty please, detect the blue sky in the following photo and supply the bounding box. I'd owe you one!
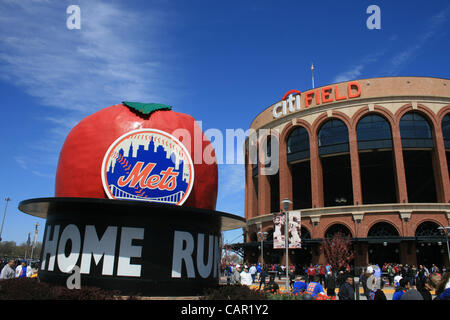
[0,0,449,245]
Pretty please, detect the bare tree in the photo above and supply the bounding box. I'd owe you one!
[322,232,354,271]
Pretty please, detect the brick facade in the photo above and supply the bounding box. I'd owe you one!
[244,76,450,267]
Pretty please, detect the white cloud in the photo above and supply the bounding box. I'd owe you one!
[387,4,450,75]
[218,164,245,199]
[332,49,388,83]
[0,0,177,178]
[333,64,365,83]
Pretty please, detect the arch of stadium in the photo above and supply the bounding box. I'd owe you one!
[242,76,450,268]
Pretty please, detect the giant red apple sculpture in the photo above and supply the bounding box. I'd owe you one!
[55,102,218,210]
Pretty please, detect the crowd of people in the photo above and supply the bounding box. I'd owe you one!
[223,262,450,300]
[359,263,449,300]
[0,259,37,279]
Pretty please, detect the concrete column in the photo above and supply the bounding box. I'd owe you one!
[433,127,450,203]
[310,134,324,208]
[258,168,271,216]
[349,127,363,205]
[354,242,369,267]
[399,212,412,236]
[400,242,417,266]
[246,161,258,219]
[391,123,409,203]
[279,135,293,210]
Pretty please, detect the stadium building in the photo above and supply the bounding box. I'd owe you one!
[243,76,450,268]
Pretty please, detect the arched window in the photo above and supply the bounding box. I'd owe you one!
[443,114,450,178]
[400,112,433,148]
[287,126,310,162]
[288,128,312,210]
[415,221,441,237]
[357,114,396,204]
[357,114,392,150]
[318,119,349,156]
[324,224,351,239]
[400,112,437,203]
[443,114,450,149]
[368,222,399,237]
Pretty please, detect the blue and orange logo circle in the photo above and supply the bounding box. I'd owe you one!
[101,129,194,205]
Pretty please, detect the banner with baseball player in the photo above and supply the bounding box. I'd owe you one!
[273,211,301,249]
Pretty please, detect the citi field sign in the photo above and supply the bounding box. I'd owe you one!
[272,81,362,119]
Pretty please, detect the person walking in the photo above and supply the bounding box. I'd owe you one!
[15,260,32,278]
[307,263,316,283]
[0,259,16,280]
[325,271,336,297]
[231,264,242,285]
[363,266,374,299]
[368,276,386,300]
[240,265,253,286]
[319,265,326,286]
[249,264,257,283]
[264,275,279,294]
[258,265,267,291]
[392,277,407,300]
[387,264,395,286]
[400,277,424,300]
[338,275,355,300]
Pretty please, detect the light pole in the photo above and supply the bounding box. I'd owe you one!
[30,223,40,262]
[0,197,11,242]
[24,232,31,260]
[281,198,292,292]
[438,226,450,265]
[257,231,268,266]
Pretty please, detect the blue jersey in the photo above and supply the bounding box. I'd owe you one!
[292,281,307,294]
[306,282,324,297]
[392,289,405,300]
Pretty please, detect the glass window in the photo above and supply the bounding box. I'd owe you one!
[287,127,309,154]
[368,222,399,237]
[415,221,441,237]
[324,224,351,239]
[400,112,432,140]
[318,119,349,147]
[357,115,392,141]
[442,114,450,147]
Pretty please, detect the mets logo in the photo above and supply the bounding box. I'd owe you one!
[101,129,194,205]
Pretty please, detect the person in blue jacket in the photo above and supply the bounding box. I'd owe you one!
[392,277,409,300]
[306,275,325,298]
[292,275,308,295]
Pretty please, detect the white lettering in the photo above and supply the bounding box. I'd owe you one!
[57,224,81,273]
[272,103,283,118]
[80,225,118,275]
[41,225,60,271]
[117,227,144,277]
[171,231,195,278]
[196,234,213,278]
